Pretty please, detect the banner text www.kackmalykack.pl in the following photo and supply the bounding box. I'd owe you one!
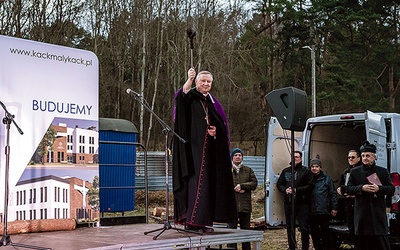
[9,47,93,67]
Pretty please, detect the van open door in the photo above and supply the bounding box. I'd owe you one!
[264,117,303,226]
[365,110,387,168]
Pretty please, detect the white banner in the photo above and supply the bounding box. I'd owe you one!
[0,35,98,221]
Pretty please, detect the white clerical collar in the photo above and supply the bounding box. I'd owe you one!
[204,93,215,103]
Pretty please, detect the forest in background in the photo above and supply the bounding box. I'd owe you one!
[1,0,400,154]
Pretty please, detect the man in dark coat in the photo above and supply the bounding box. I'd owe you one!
[227,147,258,250]
[277,151,314,250]
[309,158,338,250]
[344,141,395,250]
[337,149,362,249]
[172,68,237,232]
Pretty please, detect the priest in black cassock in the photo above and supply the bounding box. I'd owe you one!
[172,68,237,233]
[345,141,395,250]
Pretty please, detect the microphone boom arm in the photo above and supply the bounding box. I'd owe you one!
[0,101,23,135]
[126,90,186,143]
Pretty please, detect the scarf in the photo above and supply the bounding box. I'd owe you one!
[232,161,243,173]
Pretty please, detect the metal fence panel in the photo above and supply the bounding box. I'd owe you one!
[135,152,265,191]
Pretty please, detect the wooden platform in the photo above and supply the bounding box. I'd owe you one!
[0,223,264,250]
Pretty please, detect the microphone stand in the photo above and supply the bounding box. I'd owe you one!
[0,101,51,249]
[126,91,201,240]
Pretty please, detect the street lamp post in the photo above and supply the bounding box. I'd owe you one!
[303,45,316,117]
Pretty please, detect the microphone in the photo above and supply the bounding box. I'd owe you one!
[126,88,141,96]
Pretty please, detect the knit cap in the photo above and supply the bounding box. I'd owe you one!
[231,148,243,157]
[309,158,321,167]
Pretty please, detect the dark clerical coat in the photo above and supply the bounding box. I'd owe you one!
[347,164,394,235]
[172,88,237,226]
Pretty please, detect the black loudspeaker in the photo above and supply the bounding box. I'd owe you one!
[266,87,307,131]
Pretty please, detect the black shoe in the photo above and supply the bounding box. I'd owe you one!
[200,226,214,233]
[185,224,202,232]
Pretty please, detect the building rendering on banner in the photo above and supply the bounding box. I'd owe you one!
[9,175,98,222]
[5,121,101,222]
[12,176,69,221]
[34,123,99,165]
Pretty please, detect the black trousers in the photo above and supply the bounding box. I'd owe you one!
[284,203,310,250]
[227,212,252,250]
[357,235,391,250]
[309,214,330,250]
[344,202,360,249]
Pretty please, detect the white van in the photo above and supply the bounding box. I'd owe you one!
[265,111,400,248]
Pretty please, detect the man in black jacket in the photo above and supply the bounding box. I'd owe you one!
[309,158,338,250]
[344,141,395,250]
[337,149,362,248]
[277,151,314,250]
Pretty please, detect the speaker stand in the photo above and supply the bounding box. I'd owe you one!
[289,129,297,250]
